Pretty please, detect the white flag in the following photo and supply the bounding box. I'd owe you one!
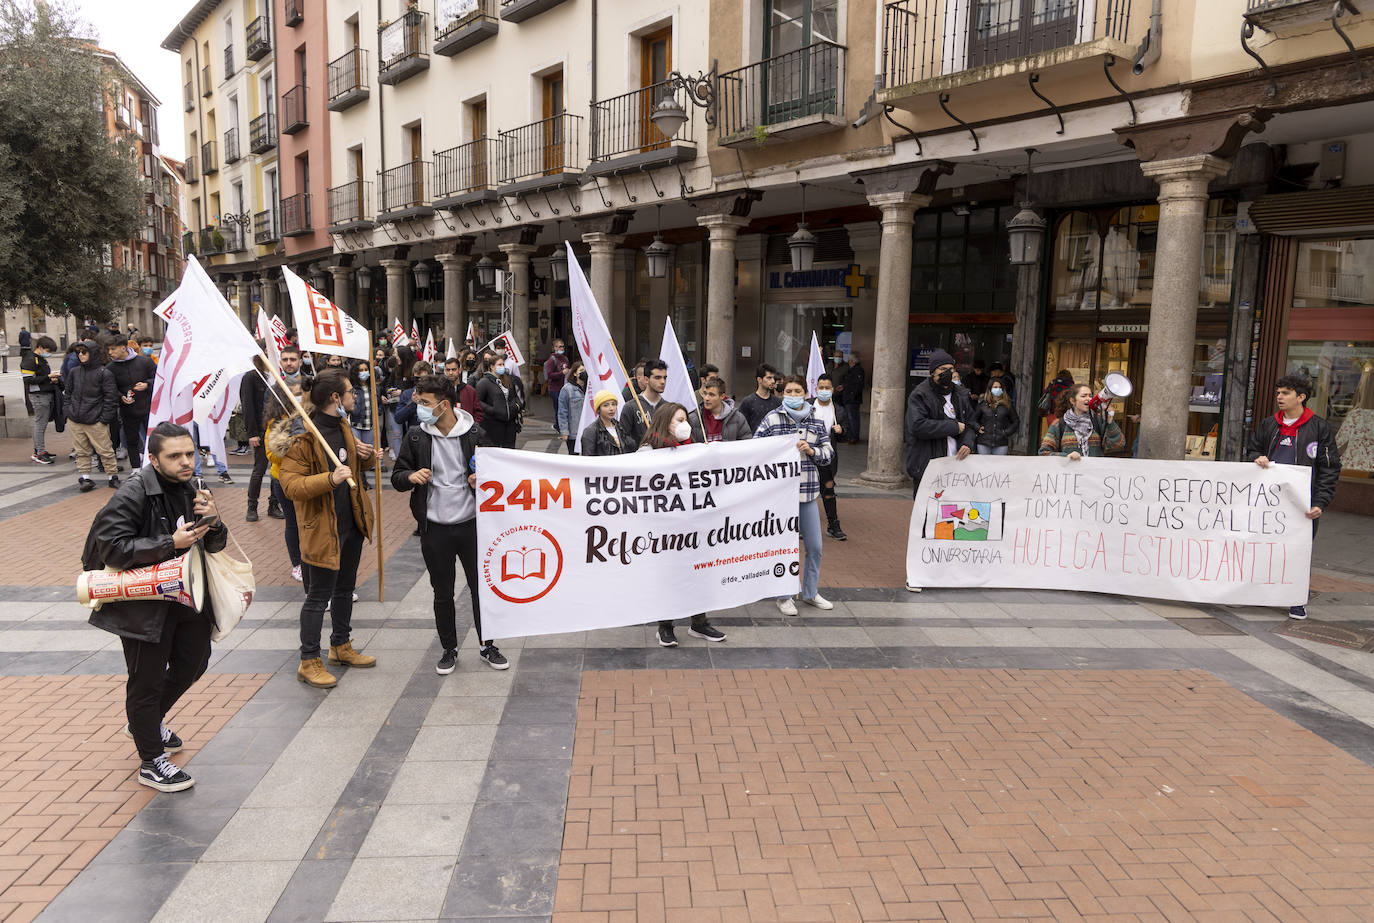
[411,319,420,344]
[465,320,476,347]
[446,338,457,360]
[568,242,630,453]
[254,309,266,342]
[423,329,437,363]
[267,314,289,368]
[659,316,698,414]
[392,317,409,347]
[148,256,261,452]
[287,267,370,360]
[491,330,524,368]
[806,331,825,398]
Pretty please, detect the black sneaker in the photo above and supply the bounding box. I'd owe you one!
[267,503,285,520]
[124,723,183,753]
[108,475,120,489]
[78,477,95,493]
[436,649,458,675]
[827,522,847,541]
[1289,605,1308,620]
[40,451,56,460]
[688,622,727,642]
[245,506,259,522]
[657,624,679,647]
[32,452,53,465]
[218,472,234,484]
[137,755,194,792]
[478,643,509,670]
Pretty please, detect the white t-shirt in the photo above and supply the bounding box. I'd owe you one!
[943,393,957,457]
[814,400,837,434]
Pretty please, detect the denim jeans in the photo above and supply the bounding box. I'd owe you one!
[779,499,823,601]
[30,393,52,453]
[385,406,402,456]
[977,444,1009,455]
[299,529,364,660]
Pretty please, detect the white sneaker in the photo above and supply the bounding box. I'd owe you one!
[776,597,798,616]
[803,595,833,610]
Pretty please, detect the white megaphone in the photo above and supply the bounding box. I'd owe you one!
[76,545,205,612]
[1089,371,1132,411]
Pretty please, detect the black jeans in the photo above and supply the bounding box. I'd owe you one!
[299,529,364,660]
[272,478,302,568]
[121,411,149,468]
[248,443,268,504]
[420,519,482,651]
[817,456,839,526]
[120,607,212,762]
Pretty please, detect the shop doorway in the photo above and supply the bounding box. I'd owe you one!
[1041,337,1147,455]
[907,324,1013,393]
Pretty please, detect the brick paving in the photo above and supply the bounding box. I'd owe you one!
[0,673,268,923]
[559,668,1374,922]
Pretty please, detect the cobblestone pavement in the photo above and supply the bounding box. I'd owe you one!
[1,413,1373,922]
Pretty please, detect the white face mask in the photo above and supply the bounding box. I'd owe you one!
[672,421,692,442]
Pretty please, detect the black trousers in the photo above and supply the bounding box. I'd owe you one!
[420,519,483,651]
[120,607,212,762]
[300,530,364,659]
[247,443,269,504]
[817,456,839,526]
[120,411,148,469]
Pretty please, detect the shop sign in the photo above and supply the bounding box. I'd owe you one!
[1099,323,1148,334]
[768,263,868,298]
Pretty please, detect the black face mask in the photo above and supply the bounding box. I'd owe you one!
[932,370,955,393]
[576,375,587,388]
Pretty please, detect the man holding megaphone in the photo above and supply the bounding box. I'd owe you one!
[81,422,228,793]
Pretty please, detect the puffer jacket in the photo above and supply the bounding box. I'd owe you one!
[277,411,375,571]
[64,342,116,425]
[264,394,313,480]
[974,399,1020,449]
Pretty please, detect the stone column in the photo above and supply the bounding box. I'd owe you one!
[381,259,411,334]
[697,214,750,380]
[499,243,536,386]
[1009,253,1043,454]
[436,253,471,350]
[860,192,930,487]
[236,282,253,329]
[1136,154,1230,460]
[582,232,623,325]
[328,266,353,320]
[261,272,278,317]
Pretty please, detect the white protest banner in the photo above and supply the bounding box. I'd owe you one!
[392,317,409,347]
[490,329,524,368]
[410,319,420,345]
[659,316,698,412]
[423,329,437,363]
[568,241,630,452]
[906,455,1314,606]
[477,437,803,637]
[266,314,289,368]
[286,267,371,360]
[806,332,825,398]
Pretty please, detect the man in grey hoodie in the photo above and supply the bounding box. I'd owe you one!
[390,375,504,675]
[695,377,751,443]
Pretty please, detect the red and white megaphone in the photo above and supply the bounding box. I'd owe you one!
[76,546,205,612]
[1088,371,1132,411]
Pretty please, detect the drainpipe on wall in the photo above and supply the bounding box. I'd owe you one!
[1132,0,1163,76]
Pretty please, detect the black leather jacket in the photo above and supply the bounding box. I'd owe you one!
[904,380,978,482]
[82,466,227,642]
[1246,411,1342,509]
[579,419,638,456]
[390,419,490,534]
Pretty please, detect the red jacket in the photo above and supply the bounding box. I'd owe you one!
[458,382,482,424]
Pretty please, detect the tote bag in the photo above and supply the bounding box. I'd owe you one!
[205,532,255,642]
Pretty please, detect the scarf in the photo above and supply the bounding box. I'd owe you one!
[1062,408,1095,449]
[1276,407,1313,437]
[783,402,811,422]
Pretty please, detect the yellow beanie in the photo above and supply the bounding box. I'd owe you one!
[592,389,619,412]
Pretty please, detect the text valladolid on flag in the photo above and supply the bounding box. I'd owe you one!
[567,241,630,453]
[477,437,803,637]
[906,455,1314,606]
[286,267,371,360]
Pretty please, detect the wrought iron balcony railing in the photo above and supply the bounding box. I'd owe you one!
[498,113,583,186]
[281,193,312,236]
[434,138,501,202]
[379,160,434,217]
[246,15,271,61]
[249,112,277,153]
[184,81,194,112]
[591,78,696,163]
[200,140,218,175]
[285,0,303,26]
[328,180,374,228]
[327,48,370,111]
[254,208,279,244]
[282,84,308,133]
[717,42,845,140]
[201,64,212,96]
[223,127,240,164]
[184,154,198,184]
[435,0,499,55]
[378,10,430,85]
[223,44,235,78]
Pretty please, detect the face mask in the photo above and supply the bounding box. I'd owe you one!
[816,389,832,402]
[933,370,954,392]
[672,421,692,442]
[359,371,370,381]
[990,387,1003,398]
[283,371,300,383]
[783,395,806,411]
[555,348,565,356]
[416,404,437,425]
[833,357,843,365]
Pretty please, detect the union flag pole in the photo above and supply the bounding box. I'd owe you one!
[369,331,385,602]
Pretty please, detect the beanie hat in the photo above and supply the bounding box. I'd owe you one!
[592,389,619,412]
[928,349,956,371]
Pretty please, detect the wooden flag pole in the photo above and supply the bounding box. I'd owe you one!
[606,342,653,433]
[259,354,357,489]
[368,332,385,603]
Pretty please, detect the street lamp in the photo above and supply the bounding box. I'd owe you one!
[412,260,431,290]
[789,182,816,273]
[357,268,372,291]
[476,253,497,288]
[644,204,670,279]
[1007,149,1046,267]
[648,67,718,140]
[549,222,569,283]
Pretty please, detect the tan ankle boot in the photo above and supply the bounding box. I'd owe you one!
[328,641,376,668]
[297,658,337,687]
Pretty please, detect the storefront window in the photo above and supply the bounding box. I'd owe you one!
[1292,239,1374,309]
[765,304,852,377]
[1285,342,1374,476]
[911,206,1016,314]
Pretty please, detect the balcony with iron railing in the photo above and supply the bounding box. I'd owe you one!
[328,180,374,232]
[249,112,277,153]
[285,0,303,26]
[224,127,241,164]
[201,64,212,96]
[589,79,697,176]
[220,222,247,253]
[498,113,584,194]
[717,42,846,145]
[379,160,435,221]
[434,138,502,208]
[254,207,279,244]
[184,81,194,112]
[1294,268,1372,305]
[327,48,370,111]
[198,227,223,255]
[185,153,198,184]
[246,14,271,61]
[499,0,570,24]
[182,230,196,254]
[880,0,1134,100]
[201,140,218,175]
[281,193,312,237]
[223,44,236,78]
[282,84,308,133]
[378,10,430,85]
[436,0,499,55]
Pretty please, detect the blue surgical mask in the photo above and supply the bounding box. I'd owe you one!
[816,389,833,402]
[782,396,806,411]
[416,404,440,425]
[141,347,154,356]
[359,371,370,381]
[990,387,1003,398]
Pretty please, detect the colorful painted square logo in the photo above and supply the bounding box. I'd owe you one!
[924,500,1005,542]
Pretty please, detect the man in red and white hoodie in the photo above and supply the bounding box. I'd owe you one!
[1247,373,1341,620]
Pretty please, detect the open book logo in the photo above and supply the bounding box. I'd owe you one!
[483,525,564,605]
[501,547,545,581]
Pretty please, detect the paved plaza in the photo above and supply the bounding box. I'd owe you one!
[1,422,1373,922]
